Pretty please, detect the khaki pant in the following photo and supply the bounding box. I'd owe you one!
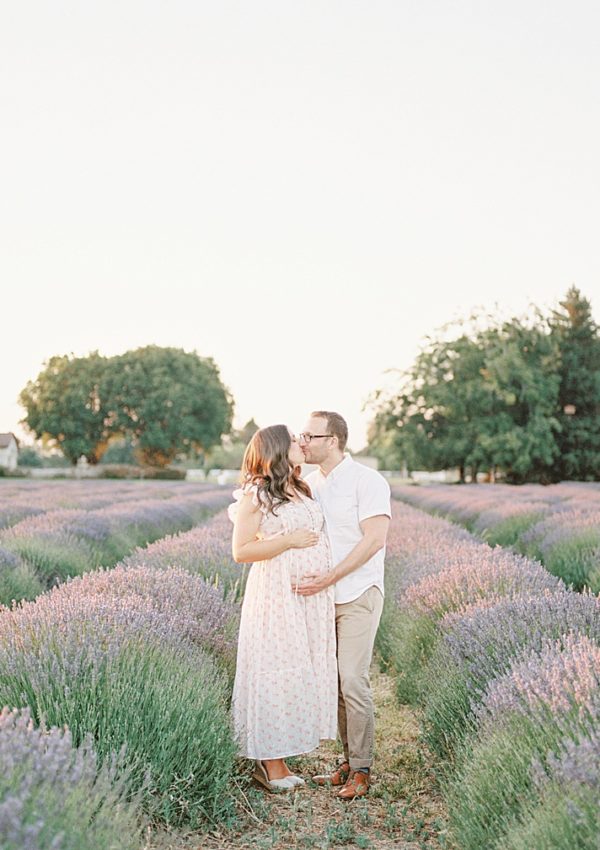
[335,585,384,770]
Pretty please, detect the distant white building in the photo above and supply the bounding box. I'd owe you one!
[0,433,19,471]
[410,469,461,483]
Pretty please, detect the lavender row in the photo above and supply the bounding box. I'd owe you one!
[383,500,600,850]
[122,507,247,599]
[0,492,244,844]
[0,488,231,606]
[393,482,600,592]
[0,559,241,838]
[0,706,142,850]
[0,479,218,531]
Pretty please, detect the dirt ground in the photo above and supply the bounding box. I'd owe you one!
[146,662,453,850]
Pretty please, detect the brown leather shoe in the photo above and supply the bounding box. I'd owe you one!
[312,760,351,787]
[337,769,370,800]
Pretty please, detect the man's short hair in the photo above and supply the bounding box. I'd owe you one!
[310,411,348,452]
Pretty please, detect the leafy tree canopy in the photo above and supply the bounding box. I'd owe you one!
[19,352,111,464]
[367,289,599,482]
[548,286,600,479]
[20,347,234,467]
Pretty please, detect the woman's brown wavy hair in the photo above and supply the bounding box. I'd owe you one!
[240,424,312,514]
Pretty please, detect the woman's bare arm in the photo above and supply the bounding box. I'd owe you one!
[232,492,319,563]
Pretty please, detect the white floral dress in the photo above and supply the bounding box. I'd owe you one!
[228,484,338,760]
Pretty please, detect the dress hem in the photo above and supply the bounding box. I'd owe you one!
[241,736,338,761]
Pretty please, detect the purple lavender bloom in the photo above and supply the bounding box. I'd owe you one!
[440,591,600,681]
[403,544,563,620]
[385,485,600,845]
[0,488,229,549]
[538,725,600,792]
[0,488,231,600]
[424,590,600,756]
[504,721,600,848]
[0,564,238,828]
[520,507,600,553]
[393,482,600,536]
[392,484,551,530]
[2,509,92,543]
[0,566,237,676]
[393,482,600,589]
[57,563,240,669]
[122,509,245,598]
[519,505,600,591]
[0,706,142,850]
[385,501,562,611]
[386,501,478,595]
[0,547,20,571]
[477,634,600,731]
[0,504,46,531]
[61,490,231,546]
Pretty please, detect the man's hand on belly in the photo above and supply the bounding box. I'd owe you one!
[292,517,389,595]
[292,573,333,596]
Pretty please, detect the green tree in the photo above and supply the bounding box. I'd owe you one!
[548,287,600,480]
[470,319,561,482]
[102,346,234,467]
[17,446,43,468]
[204,440,246,471]
[19,353,110,464]
[235,418,260,445]
[366,402,406,471]
[367,315,562,482]
[203,419,259,471]
[367,331,492,481]
[99,437,137,465]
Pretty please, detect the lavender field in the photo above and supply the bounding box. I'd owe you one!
[0,480,231,606]
[393,482,600,592]
[381,498,599,850]
[0,481,598,849]
[0,480,241,847]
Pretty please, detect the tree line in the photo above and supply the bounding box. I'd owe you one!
[19,346,233,467]
[367,287,600,482]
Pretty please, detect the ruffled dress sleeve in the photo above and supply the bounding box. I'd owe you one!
[227,483,268,523]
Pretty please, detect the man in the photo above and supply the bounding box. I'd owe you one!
[294,411,391,800]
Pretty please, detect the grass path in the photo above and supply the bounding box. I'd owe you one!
[148,662,452,850]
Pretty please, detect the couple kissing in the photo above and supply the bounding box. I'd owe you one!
[228,410,391,798]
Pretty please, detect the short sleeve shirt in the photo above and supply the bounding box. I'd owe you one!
[305,455,391,604]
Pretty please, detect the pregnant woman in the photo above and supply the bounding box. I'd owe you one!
[228,424,337,791]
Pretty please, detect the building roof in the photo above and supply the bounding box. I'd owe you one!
[0,433,19,448]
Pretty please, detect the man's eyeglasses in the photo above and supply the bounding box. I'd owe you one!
[299,433,333,443]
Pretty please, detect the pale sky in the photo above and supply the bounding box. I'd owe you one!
[2,1,599,452]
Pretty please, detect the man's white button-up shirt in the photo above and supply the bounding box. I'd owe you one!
[305,455,391,604]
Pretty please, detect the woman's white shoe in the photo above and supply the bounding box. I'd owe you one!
[253,761,300,792]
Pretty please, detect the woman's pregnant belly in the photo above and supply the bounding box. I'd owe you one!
[286,535,332,583]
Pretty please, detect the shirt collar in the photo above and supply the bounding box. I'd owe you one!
[319,453,353,481]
